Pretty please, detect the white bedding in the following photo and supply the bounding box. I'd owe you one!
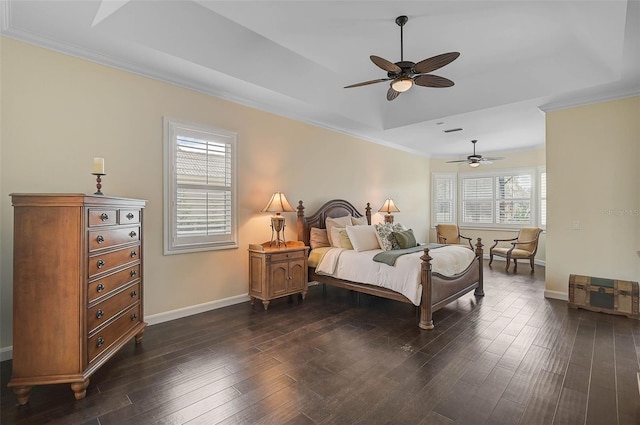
[314,245,476,305]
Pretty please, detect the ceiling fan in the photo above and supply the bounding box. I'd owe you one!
[344,15,460,101]
[446,140,505,167]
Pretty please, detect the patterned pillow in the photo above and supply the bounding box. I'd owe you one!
[374,222,405,251]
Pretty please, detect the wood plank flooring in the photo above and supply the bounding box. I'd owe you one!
[2,261,639,424]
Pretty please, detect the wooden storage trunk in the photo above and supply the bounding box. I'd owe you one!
[568,274,639,319]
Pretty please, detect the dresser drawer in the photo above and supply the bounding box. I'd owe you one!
[88,209,117,227]
[89,245,140,277]
[89,226,140,251]
[88,304,141,363]
[119,209,140,225]
[88,283,140,333]
[269,250,305,262]
[89,265,140,303]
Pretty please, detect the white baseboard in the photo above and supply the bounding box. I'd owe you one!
[145,293,251,326]
[0,294,251,361]
[1,346,13,362]
[544,290,568,301]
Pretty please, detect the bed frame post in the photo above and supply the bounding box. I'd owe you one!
[419,248,434,330]
[365,202,372,224]
[297,200,307,246]
[474,238,485,296]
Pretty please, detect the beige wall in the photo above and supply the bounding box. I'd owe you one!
[429,148,547,261]
[546,96,640,296]
[0,38,430,351]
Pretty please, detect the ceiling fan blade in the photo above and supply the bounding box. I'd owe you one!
[370,55,401,73]
[344,78,391,88]
[414,74,455,88]
[482,157,505,161]
[387,87,400,101]
[414,52,460,74]
[445,159,470,163]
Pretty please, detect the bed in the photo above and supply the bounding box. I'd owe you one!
[296,199,484,329]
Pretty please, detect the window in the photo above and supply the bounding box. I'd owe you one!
[432,173,457,225]
[540,170,547,229]
[459,169,535,228]
[163,118,238,254]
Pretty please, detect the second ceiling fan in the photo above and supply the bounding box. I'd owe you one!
[446,140,505,167]
[344,15,460,101]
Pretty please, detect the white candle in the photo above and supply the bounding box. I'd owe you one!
[93,157,105,174]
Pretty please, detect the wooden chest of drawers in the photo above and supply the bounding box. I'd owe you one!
[8,193,147,404]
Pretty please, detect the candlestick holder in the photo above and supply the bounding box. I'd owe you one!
[91,173,106,195]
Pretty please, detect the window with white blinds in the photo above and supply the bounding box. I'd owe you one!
[164,118,238,254]
[432,173,457,225]
[459,169,535,228]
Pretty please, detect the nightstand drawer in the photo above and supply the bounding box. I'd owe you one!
[89,245,140,277]
[270,250,305,262]
[88,283,140,333]
[89,264,140,302]
[89,226,140,251]
[88,304,141,363]
[88,209,117,227]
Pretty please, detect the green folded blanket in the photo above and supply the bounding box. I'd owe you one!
[373,243,446,266]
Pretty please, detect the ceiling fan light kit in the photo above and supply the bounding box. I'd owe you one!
[344,15,459,101]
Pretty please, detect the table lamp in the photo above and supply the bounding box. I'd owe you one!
[379,198,400,223]
[261,192,295,247]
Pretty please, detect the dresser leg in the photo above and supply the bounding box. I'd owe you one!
[250,296,255,306]
[262,300,270,310]
[301,290,307,300]
[13,386,32,405]
[135,328,145,344]
[71,379,90,400]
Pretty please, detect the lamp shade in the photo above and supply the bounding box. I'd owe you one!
[379,198,400,214]
[261,192,295,213]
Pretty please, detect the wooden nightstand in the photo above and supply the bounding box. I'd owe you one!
[248,241,309,310]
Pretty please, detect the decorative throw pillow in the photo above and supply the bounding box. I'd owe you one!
[374,222,405,251]
[351,215,369,226]
[346,225,381,252]
[309,227,330,250]
[393,229,417,249]
[338,229,354,250]
[326,215,352,247]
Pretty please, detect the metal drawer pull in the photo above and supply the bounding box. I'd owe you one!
[96,235,105,244]
[129,231,137,238]
[97,259,105,269]
[96,337,105,348]
[130,251,137,258]
[96,283,105,293]
[100,213,109,221]
[127,213,134,220]
[131,313,138,321]
[130,270,137,277]
[131,290,137,298]
[96,309,104,319]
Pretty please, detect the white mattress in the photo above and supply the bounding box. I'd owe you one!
[314,245,476,305]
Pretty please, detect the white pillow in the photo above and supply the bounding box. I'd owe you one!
[351,215,368,226]
[345,225,381,252]
[326,215,352,247]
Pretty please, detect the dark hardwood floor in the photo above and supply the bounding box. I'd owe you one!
[2,261,639,424]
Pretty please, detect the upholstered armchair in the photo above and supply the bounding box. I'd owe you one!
[435,224,473,249]
[489,227,543,272]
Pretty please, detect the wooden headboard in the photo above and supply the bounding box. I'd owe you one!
[296,199,371,247]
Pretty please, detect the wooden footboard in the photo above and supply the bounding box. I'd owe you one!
[297,199,484,329]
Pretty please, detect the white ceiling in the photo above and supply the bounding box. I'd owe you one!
[2,0,639,158]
